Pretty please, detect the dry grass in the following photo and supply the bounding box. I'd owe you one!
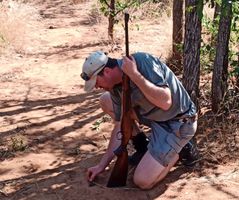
[86,0,172,27]
[197,111,239,165]
[131,0,171,20]
[197,74,239,167]
[0,0,42,54]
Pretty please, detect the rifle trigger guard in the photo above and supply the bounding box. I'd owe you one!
[113,145,127,156]
[116,131,122,140]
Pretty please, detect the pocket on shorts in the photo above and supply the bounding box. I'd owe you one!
[165,120,197,153]
[179,120,197,139]
[168,120,184,137]
[165,121,185,153]
[166,133,183,153]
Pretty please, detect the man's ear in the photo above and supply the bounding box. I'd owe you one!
[103,67,111,74]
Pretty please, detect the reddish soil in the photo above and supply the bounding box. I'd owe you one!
[0,0,238,200]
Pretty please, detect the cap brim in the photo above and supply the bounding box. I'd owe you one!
[84,75,97,92]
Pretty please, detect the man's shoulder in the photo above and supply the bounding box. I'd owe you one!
[132,52,154,66]
[133,52,163,63]
[132,51,149,58]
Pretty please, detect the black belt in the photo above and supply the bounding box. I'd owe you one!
[177,113,198,123]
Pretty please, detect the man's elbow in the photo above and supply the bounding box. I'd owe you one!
[161,97,172,111]
[162,102,171,110]
[161,88,172,111]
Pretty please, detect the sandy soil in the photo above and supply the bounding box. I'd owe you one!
[0,0,238,199]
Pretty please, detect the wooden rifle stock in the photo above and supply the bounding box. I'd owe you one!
[107,13,133,187]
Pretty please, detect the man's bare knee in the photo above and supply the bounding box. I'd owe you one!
[132,152,178,190]
[99,92,115,119]
[133,175,154,190]
[99,92,111,112]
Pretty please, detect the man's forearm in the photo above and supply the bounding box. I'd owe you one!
[122,56,172,110]
[98,122,121,170]
[131,72,172,110]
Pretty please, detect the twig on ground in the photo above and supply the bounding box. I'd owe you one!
[54,190,63,200]
[90,181,140,190]
[0,190,8,197]
[204,151,219,163]
[223,180,239,186]
[35,182,47,200]
[103,135,108,142]
[10,185,32,200]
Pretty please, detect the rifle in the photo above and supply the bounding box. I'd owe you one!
[107,13,133,188]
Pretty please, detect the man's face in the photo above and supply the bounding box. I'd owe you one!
[95,67,115,91]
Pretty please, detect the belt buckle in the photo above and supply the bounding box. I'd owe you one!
[179,118,187,123]
[178,113,198,123]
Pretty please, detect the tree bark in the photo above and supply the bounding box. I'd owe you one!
[213,2,221,20]
[172,0,183,73]
[108,0,115,41]
[237,48,239,91]
[211,1,232,112]
[183,0,203,108]
[210,2,221,52]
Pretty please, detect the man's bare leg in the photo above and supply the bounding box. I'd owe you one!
[99,92,139,136]
[99,92,115,120]
[133,151,179,189]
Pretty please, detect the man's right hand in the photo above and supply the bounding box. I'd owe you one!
[87,122,121,182]
[87,165,104,182]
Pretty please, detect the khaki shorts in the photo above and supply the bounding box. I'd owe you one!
[143,119,197,167]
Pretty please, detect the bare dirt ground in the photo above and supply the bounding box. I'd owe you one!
[0,0,238,199]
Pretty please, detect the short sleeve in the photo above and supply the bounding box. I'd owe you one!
[134,53,169,88]
[110,87,122,122]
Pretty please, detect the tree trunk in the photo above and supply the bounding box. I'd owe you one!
[237,48,239,91]
[183,0,203,108]
[210,2,221,55]
[108,0,115,41]
[211,1,232,112]
[213,2,221,20]
[172,0,183,73]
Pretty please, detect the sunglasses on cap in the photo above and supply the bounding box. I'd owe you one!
[80,64,105,81]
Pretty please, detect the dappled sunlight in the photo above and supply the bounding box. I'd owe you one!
[0,0,238,199]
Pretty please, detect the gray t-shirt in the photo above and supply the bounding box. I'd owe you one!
[110,52,197,122]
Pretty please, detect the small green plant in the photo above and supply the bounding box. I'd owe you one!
[0,147,14,160]
[98,0,170,40]
[10,135,28,152]
[91,114,111,132]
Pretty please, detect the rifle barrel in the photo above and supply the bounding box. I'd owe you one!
[107,13,133,188]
